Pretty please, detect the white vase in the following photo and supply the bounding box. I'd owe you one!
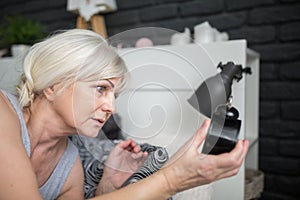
[11,44,30,57]
[194,22,215,43]
[170,27,191,45]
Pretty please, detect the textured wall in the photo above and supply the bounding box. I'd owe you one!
[0,0,77,31]
[1,0,300,199]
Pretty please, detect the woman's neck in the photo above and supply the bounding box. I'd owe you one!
[22,96,75,152]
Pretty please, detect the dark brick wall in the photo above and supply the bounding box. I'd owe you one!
[1,0,300,199]
[0,0,77,31]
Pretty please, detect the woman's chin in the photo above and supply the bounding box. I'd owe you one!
[76,128,100,138]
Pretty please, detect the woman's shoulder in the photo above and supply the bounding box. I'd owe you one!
[0,91,43,199]
[0,90,22,138]
[0,90,19,117]
[0,90,17,116]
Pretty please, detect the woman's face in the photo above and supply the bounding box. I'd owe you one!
[70,77,121,137]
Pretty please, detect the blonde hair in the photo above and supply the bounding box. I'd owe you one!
[17,29,128,108]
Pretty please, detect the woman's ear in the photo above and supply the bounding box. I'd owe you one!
[43,85,57,101]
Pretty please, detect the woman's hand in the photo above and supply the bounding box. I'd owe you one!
[96,139,148,195]
[161,119,249,194]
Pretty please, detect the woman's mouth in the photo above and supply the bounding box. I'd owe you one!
[92,118,105,126]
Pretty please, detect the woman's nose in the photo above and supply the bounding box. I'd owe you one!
[101,94,116,114]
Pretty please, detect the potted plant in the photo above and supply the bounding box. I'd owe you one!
[0,15,47,57]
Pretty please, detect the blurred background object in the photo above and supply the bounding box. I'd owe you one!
[67,0,117,38]
[0,15,46,57]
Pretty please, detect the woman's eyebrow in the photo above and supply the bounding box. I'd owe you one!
[104,79,115,88]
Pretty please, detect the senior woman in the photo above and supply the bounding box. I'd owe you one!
[0,29,248,200]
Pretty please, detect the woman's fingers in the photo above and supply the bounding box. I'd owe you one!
[195,140,249,183]
[215,140,249,170]
[230,140,249,167]
[118,139,133,149]
[132,143,141,153]
[192,119,210,150]
[234,140,249,164]
[131,151,147,159]
[131,152,148,167]
[117,139,141,153]
[117,139,147,162]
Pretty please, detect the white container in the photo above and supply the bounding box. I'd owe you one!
[194,22,215,43]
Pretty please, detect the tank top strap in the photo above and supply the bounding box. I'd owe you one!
[39,138,78,199]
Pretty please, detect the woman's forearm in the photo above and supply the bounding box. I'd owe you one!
[90,120,249,200]
[91,170,173,200]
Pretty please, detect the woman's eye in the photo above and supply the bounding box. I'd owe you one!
[96,86,106,93]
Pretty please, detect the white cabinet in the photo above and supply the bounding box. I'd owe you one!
[117,40,259,200]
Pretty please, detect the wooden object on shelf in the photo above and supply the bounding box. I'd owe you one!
[76,15,108,39]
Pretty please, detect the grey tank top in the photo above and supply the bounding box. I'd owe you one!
[1,90,79,200]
